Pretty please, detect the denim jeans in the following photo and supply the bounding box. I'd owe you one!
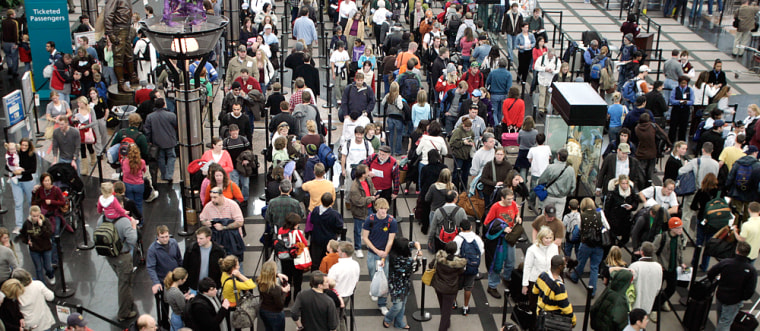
[564,241,580,258]
[528,175,539,209]
[707,0,722,14]
[259,309,286,331]
[571,243,604,295]
[444,115,458,135]
[462,56,471,71]
[691,0,704,17]
[157,147,176,181]
[11,179,34,229]
[387,117,405,155]
[353,217,364,250]
[663,79,678,105]
[125,182,145,214]
[608,126,622,147]
[383,74,393,97]
[384,295,408,328]
[488,243,516,288]
[454,158,472,191]
[169,312,184,331]
[716,300,743,331]
[493,5,506,31]
[30,249,54,283]
[2,42,18,74]
[491,93,508,125]
[367,251,389,308]
[51,216,62,265]
[694,226,716,271]
[229,170,250,201]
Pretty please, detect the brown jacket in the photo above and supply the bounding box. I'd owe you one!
[430,250,466,294]
[635,122,670,161]
[104,0,132,33]
[736,4,760,32]
[348,178,376,219]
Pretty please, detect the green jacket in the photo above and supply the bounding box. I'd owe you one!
[590,269,632,331]
[111,126,149,159]
[448,124,474,160]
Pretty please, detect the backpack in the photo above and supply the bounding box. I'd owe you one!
[580,212,602,246]
[621,78,639,104]
[562,41,578,63]
[438,207,461,243]
[400,74,420,103]
[704,192,732,232]
[446,14,462,36]
[589,57,604,80]
[182,297,198,330]
[733,162,754,192]
[273,231,297,260]
[318,143,337,168]
[94,219,123,257]
[692,120,706,142]
[458,234,481,275]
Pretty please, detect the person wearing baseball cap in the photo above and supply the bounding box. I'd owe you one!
[461,60,485,93]
[653,216,685,313]
[460,87,487,123]
[225,44,258,92]
[66,313,94,331]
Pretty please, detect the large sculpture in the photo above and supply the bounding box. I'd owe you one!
[104,0,135,92]
[163,0,206,26]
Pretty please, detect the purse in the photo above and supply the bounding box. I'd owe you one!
[457,191,485,219]
[293,231,312,270]
[533,165,569,201]
[537,310,574,331]
[82,127,96,144]
[675,158,699,196]
[504,222,525,246]
[224,276,260,329]
[421,267,436,286]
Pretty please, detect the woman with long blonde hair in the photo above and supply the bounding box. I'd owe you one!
[163,267,193,331]
[75,96,98,174]
[383,81,406,156]
[601,245,627,285]
[256,49,275,94]
[522,226,559,314]
[121,144,146,213]
[257,260,290,331]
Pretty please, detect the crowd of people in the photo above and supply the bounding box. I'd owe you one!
[1,0,760,329]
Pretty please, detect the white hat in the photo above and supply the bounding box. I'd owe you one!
[639,65,651,73]
[264,24,272,29]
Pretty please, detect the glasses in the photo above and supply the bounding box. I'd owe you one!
[211,190,222,194]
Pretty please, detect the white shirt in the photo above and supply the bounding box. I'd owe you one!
[522,243,560,286]
[372,8,389,25]
[640,186,679,210]
[341,137,374,170]
[453,231,485,255]
[527,145,552,177]
[330,50,350,72]
[629,258,663,312]
[339,1,358,19]
[615,157,630,178]
[18,280,56,330]
[533,54,560,87]
[328,257,361,297]
[341,115,371,143]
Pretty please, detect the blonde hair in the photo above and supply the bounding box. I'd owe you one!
[164,267,188,289]
[535,226,554,246]
[375,198,389,209]
[100,182,114,196]
[218,255,239,273]
[605,246,626,267]
[612,92,622,103]
[76,96,89,108]
[306,120,317,133]
[257,261,278,293]
[0,278,24,300]
[328,239,340,252]
[388,82,400,103]
[580,197,596,211]
[417,90,428,107]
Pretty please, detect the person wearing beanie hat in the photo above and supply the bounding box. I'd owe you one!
[653,215,685,312]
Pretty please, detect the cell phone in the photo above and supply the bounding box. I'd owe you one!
[281,279,289,287]
[621,204,632,208]
[376,190,382,196]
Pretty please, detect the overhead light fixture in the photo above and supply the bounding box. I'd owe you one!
[171,38,200,53]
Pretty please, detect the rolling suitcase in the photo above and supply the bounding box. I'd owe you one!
[732,298,760,331]
[683,277,718,331]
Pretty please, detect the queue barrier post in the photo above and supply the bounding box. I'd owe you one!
[412,257,432,321]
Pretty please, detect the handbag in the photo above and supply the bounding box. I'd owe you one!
[533,165,569,201]
[457,191,485,219]
[675,158,700,196]
[705,225,737,259]
[537,310,574,331]
[734,16,740,28]
[293,231,312,270]
[224,276,260,329]
[44,124,56,140]
[81,127,96,144]
[504,222,525,246]
[421,267,436,286]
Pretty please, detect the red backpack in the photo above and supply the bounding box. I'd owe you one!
[438,207,461,243]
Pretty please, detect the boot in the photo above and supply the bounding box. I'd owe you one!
[115,67,133,93]
[127,64,139,85]
[81,157,90,175]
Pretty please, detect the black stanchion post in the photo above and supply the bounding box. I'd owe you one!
[341,225,347,241]
[412,257,432,321]
[54,235,76,298]
[476,219,482,236]
[350,293,355,331]
[96,154,104,184]
[502,288,510,326]
[408,212,414,240]
[656,290,662,331]
[328,111,333,146]
[582,285,593,331]
[77,204,94,250]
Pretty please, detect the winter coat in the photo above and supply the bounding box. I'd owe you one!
[479,159,513,200]
[347,178,376,219]
[634,122,670,161]
[235,150,257,177]
[590,269,633,331]
[604,179,639,236]
[449,123,475,160]
[430,250,466,294]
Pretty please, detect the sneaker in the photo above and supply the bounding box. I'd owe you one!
[11,227,20,235]
[661,302,672,312]
[380,307,389,316]
[650,312,658,323]
[452,301,457,309]
[462,307,469,316]
[46,274,56,286]
[145,190,159,202]
[487,287,502,299]
[371,295,378,302]
[355,250,364,258]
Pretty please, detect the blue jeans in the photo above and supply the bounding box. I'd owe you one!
[493,5,506,31]
[157,147,176,181]
[488,243,516,289]
[694,226,716,271]
[367,251,389,308]
[445,115,458,135]
[125,182,145,214]
[609,126,622,146]
[353,217,364,250]
[30,249,54,284]
[259,309,286,331]
[528,175,539,208]
[59,158,80,176]
[229,170,250,201]
[707,0,722,14]
[716,300,743,331]
[462,56,471,71]
[663,79,678,106]
[2,42,18,74]
[571,243,604,295]
[384,295,408,328]
[564,241,580,258]
[387,117,405,155]
[491,93,508,126]
[383,74,392,96]
[691,0,704,17]
[169,312,184,331]
[11,179,34,229]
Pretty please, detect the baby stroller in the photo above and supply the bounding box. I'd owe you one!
[47,163,85,232]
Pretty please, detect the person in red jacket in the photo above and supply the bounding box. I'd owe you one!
[459,62,484,93]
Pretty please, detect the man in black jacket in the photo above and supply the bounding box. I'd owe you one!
[182,227,226,291]
[707,241,757,330]
[220,102,252,141]
[698,120,726,160]
[596,143,645,196]
[144,98,178,182]
[188,277,230,331]
[292,53,321,97]
[644,81,667,124]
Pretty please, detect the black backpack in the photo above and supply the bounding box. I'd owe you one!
[400,73,420,103]
[580,212,602,247]
[733,162,754,192]
[438,207,461,243]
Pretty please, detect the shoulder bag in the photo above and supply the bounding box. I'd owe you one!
[675,158,700,196]
[533,165,569,201]
[537,310,574,331]
[223,276,261,329]
[421,262,436,286]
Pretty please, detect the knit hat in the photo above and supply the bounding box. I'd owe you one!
[306,144,318,155]
[668,217,683,229]
[624,33,634,43]
[747,145,759,155]
[231,81,242,89]
[445,63,457,74]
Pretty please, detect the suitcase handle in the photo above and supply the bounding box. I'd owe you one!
[749,297,760,318]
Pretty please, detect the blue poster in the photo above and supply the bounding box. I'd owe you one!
[4,90,24,128]
[27,0,72,100]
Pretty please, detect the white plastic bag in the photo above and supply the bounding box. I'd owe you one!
[370,266,388,297]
